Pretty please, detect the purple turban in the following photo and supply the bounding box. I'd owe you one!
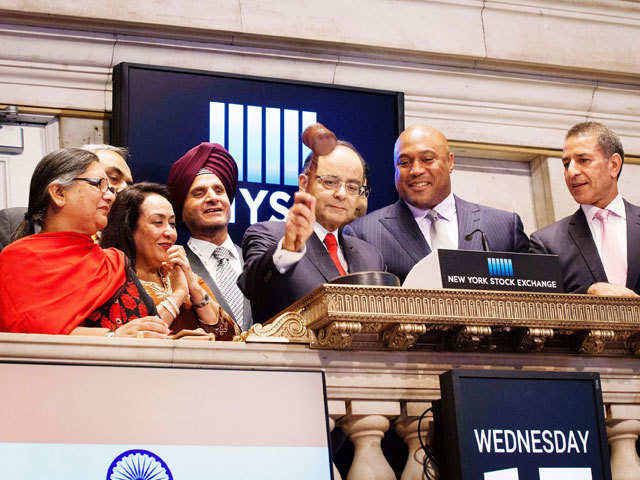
[167,143,238,221]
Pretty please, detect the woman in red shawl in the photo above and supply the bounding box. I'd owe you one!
[0,148,168,338]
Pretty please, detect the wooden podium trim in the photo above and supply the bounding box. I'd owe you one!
[243,285,640,354]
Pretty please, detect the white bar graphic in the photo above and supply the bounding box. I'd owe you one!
[247,106,263,183]
[265,107,281,184]
[539,468,592,480]
[485,467,519,480]
[209,101,225,146]
[301,110,317,165]
[283,109,299,186]
[228,103,244,181]
[209,102,318,185]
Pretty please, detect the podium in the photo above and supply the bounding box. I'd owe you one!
[242,285,640,356]
[2,286,640,480]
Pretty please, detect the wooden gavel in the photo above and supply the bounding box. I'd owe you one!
[301,123,338,157]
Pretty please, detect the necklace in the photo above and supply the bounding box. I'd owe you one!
[138,270,172,301]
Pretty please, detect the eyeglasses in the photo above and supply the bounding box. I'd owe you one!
[316,175,369,197]
[73,177,116,194]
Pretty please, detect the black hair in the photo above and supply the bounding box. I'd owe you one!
[100,182,172,265]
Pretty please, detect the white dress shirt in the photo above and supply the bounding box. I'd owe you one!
[581,194,628,271]
[187,235,243,277]
[406,191,459,249]
[273,222,347,274]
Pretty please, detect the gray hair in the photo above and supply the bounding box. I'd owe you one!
[14,148,99,239]
[81,144,129,161]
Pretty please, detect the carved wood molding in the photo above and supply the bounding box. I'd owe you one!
[241,310,309,344]
[242,285,640,355]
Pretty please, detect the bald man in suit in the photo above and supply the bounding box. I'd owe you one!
[345,124,529,283]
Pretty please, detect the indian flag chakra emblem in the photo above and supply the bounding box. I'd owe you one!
[106,449,173,480]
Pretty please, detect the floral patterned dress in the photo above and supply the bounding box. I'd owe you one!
[83,267,157,330]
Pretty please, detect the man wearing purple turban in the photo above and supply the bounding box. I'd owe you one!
[167,143,252,331]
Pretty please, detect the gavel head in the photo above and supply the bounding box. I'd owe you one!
[302,123,338,158]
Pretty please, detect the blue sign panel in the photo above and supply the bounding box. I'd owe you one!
[113,63,403,243]
[435,370,611,480]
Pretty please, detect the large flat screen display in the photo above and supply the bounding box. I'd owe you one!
[113,63,403,243]
[435,369,611,480]
[0,363,333,479]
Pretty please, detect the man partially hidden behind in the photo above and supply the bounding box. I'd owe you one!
[0,144,133,251]
[530,122,640,296]
[238,138,385,324]
[345,123,529,283]
[167,143,253,331]
[82,144,133,193]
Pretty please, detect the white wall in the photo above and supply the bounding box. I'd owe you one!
[1,0,640,228]
[452,157,537,234]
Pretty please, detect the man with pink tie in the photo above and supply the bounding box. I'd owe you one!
[530,122,640,296]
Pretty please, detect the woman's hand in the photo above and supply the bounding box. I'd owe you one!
[165,245,199,297]
[115,316,170,338]
[167,264,189,306]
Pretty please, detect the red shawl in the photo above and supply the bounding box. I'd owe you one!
[0,232,127,334]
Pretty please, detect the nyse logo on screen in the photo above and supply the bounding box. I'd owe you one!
[209,101,317,225]
[487,257,514,277]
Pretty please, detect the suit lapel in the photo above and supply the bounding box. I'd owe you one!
[379,200,430,262]
[625,200,640,290]
[185,245,235,321]
[306,232,341,281]
[455,196,482,250]
[568,208,607,283]
[340,232,362,273]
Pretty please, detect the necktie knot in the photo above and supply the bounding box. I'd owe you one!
[594,209,611,224]
[213,246,233,262]
[324,232,338,249]
[426,210,439,223]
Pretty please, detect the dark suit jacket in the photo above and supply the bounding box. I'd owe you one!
[238,221,386,324]
[344,196,529,283]
[529,200,640,294]
[0,207,26,251]
[185,242,253,331]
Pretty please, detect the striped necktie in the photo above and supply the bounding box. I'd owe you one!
[426,209,443,252]
[212,246,244,324]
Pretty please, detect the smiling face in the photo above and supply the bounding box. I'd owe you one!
[299,145,364,232]
[133,193,177,270]
[181,174,231,237]
[562,134,621,208]
[394,125,454,210]
[62,161,115,234]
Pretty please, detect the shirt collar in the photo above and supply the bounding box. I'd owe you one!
[314,222,339,243]
[581,193,626,221]
[405,191,456,221]
[188,234,238,259]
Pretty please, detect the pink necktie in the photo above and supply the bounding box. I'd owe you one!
[594,209,627,286]
[324,233,346,276]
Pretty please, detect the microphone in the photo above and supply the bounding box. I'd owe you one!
[465,229,490,252]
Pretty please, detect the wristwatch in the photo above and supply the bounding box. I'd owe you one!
[193,292,211,309]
